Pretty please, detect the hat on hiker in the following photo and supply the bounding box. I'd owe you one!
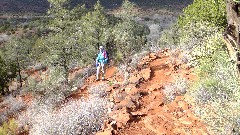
[99,46,103,49]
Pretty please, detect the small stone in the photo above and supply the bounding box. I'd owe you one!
[112,84,120,89]
[149,53,157,60]
[113,92,127,103]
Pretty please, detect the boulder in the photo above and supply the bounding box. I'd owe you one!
[112,108,132,128]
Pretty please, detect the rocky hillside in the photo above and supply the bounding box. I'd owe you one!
[70,49,209,134]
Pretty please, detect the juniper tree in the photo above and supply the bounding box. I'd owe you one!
[3,38,33,88]
[0,52,17,95]
[44,0,90,84]
[113,0,147,63]
[112,0,148,82]
[80,0,110,50]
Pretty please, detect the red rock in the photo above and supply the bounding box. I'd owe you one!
[113,108,132,127]
[173,128,185,134]
[124,84,135,92]
[128,75,141,84]
[179,116,193,125]
[140,68,151,81]
[106,88,112,92]
[175,96,184,101]
[118,98,137,111]
[149,53,157,60]
[164,71,171,76]
[148,83,163,91]
[157,51,163,58]
[177,101,189,110]
[81,85,88,90]
[156,126,168,134]
[131,108,148,116]
[113,93,127,103]
[125,85,139,95]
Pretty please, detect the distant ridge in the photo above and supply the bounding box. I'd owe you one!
[0,0,193,14]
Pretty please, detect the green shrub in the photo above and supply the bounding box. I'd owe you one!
[177,21,224,66]
[176,11,240,133]
[233,0,240,3]
[0,119,17,135]
[178,0,227,29]
[157,24,180,49]
[186,42,240,134]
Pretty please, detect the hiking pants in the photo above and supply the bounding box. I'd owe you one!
[96,62,105,80]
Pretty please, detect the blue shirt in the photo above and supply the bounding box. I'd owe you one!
[96,50,108,64]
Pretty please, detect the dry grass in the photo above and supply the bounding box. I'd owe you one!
[17,84,110,135]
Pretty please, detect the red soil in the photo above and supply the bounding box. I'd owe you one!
[93,50,209,135]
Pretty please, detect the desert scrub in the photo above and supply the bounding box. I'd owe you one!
[157,24,180,49]
[0,95,26,125]
[186,49,240,134]
[70,66,96,89]
[24,67,72,107]
[17,84,110,135]
[163,76,189,102]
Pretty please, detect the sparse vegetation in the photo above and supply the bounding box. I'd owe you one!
[17,84,109,135]
[163,76,189,102]
[187,47,240,134]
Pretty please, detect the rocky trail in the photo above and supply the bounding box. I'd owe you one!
[69,49,210,135]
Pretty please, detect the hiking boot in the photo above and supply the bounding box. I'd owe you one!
[96,79,100,81]
[102,78,105,81]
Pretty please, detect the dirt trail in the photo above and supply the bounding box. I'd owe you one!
[69,49,210,135]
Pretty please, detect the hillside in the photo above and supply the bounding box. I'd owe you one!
[1,0,240,134]
[0,0,193,13]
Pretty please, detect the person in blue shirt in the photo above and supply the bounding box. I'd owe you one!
[96,46,108,81]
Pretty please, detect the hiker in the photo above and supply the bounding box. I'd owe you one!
[96,46,108,81]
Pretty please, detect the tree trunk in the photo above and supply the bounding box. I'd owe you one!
[63,59,69,85]
[225,0,240,70]
[16,58,22,88]
[226,0,240,47]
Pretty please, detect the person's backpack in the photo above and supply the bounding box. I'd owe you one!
[103,50,109,64]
